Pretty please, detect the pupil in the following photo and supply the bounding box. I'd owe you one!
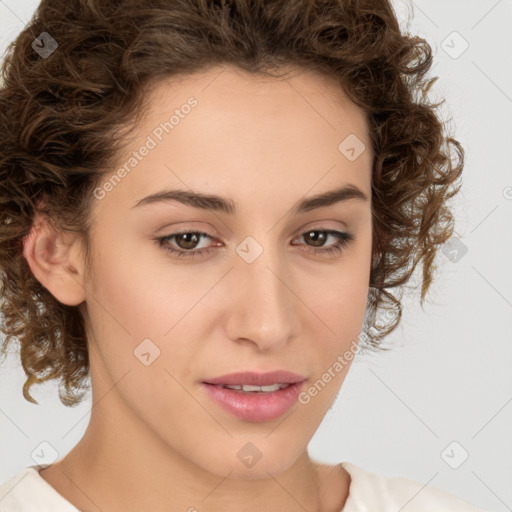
[177,233,199,249]
[306,230,325,247]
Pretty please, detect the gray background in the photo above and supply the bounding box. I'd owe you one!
[0,1,511,511]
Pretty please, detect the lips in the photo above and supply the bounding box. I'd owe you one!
[202,370,306,387]
[201,379,306,422]
[201,371,307,422]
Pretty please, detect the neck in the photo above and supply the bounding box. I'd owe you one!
[38,402,349,511]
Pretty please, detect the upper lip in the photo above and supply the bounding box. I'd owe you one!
[203,371,306,386]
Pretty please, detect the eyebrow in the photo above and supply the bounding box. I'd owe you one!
[131,183,369,215]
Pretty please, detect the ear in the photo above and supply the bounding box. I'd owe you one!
[22,213,87,306]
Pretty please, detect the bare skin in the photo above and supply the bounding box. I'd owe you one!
[39,458,351,511]
[26,64,373,511]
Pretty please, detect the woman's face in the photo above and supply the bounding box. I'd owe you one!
[82,65,373,478]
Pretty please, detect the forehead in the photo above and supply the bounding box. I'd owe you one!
[146,64,369,137]
[95,65,372,216]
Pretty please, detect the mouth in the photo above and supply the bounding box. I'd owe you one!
[208,382,292,393]
[201,371,306,422]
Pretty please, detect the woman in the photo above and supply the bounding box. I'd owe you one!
[0,0,484,510]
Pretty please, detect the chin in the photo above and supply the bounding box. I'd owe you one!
[197,441,304,480]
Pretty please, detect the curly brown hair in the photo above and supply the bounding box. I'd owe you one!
[0,0,464,407]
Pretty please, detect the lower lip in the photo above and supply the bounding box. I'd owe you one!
[201,381,305,422]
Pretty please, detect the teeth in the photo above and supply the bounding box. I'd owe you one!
[221,383,290,392]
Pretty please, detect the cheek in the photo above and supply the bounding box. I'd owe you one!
[85,231,199,336]
[305,237,371,330]
[83,239,217,389]
[298,236,372,401]
[296,262,369,413]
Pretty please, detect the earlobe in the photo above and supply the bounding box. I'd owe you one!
[22,214,87,307]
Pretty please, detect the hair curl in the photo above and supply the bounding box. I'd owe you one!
[0,0,464,406]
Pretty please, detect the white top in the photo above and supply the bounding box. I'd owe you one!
[0,462,486,511]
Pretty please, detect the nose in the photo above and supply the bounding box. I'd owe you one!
[224,243,299,352]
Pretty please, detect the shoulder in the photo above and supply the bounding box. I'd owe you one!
[0,465,79,512]
[340,461,486,512]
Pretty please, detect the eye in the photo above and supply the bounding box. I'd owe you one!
[292,229,355,257]
[155,231,217,259]
[154,228,355,259]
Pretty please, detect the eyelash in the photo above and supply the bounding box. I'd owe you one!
[154,228,355,260]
